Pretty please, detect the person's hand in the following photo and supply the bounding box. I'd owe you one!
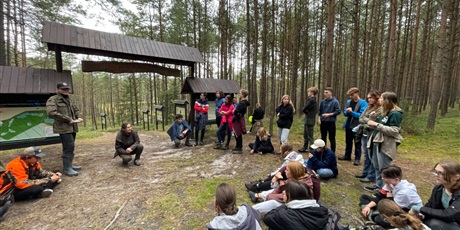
[126,148,133,154]
[362,206,371,217]
[179,133,184,138]
[367,120,378,127]
[277,113,280,117]
[308,153,314,159]
[50,174,60,182]
[250,150,254,155]
[317,118,321,125]
[77,118,84,122]
[346,107,352,113]
[370,111,376,116]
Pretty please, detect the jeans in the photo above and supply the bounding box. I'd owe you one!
[13,182,58,201]
[216,123,227,143]
[361,135,375,180]
[371,143,393,188]
[317,168,335,179]
[303,124,315,150]
[277,128,290,144]
[252,200,283,214]
[320,121,336,153]
[60,133,76,169]
[344,126,361,160]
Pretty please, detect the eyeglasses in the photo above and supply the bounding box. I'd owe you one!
[431,170,445,177]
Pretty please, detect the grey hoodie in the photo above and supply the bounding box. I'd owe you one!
[207,204,262,230]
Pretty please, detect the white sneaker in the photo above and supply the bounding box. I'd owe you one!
[40,189,53,198]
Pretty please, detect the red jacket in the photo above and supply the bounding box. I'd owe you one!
[218,103,234,130]
[0,157,52,194]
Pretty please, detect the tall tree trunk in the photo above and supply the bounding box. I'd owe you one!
[6,0,11,65]
[0,0,6,65]
[384,0,397,91]
[427,0,450,129]
[351,0,360,88]
[269,0,276,134]
[414,0,431,114]
[324,0,335,87]
[408,0,422,108]
[13,0,18,66]
[246,0,251,93]
[260,0,268,108]
[440,0,458,116]
[250,0,259,114]
[19,0,26,66]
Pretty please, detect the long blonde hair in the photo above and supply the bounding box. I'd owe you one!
[381,92,400,116]
[257,127,269,141]
[280,95,296,113]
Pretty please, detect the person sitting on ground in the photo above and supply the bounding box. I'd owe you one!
[167,114,192,148]
[249,103,265,133]
[0,147,61,201]
[249,127,274,155]
[114,123,143,166]
[214,95,234,150]
[206,183,262,230]
[409,161,460,230]
[377,199,430,230]
[305,139,338,179]
[360,164,423,228]
[263,181,328,230]
[245,143,305,193]
[251,161,316,214]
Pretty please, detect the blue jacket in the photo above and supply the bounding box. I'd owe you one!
[167,120,191,141]
[307,148,338,176]
[343,99,368,128]
[318,97,341,122]
[215,97,225,118]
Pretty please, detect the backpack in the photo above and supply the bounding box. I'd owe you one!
[0,161,17,206]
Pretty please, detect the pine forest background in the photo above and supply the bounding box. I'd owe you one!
[0,0,459,133]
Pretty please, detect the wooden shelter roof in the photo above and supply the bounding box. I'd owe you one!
[0,66,72,94]
[180,77,240,94]
[42,21,204,66]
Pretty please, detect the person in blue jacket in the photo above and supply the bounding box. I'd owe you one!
[317,87,341,153]
[305,139,338,179]
[215,90,225,128]
[167,114,192,148]
[339,87,368,166]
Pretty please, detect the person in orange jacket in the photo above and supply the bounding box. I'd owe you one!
[0,147,61,201]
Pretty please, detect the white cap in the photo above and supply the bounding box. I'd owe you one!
[310,139,325,149]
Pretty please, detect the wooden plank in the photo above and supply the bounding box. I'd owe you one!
[83,28,91,48]
[100,32,107,50]
[8,67,19,93]
[47,70,56,93]
[42,22,51,42]
[70,26,78,47]
[24,67,34,93]
[50,22,59,44]
[104,32,112,51]
[94,31,101,50]
[64,23,71,45]
[88,29,96,49]
[109,33,117,52]
[130,37,139,54]
[114,33,124,53]
[122,36,132,54]
[143,39,152,56]
[39,69,48,93]
[76,27,84,47]
[0,66,12,93]
[17,67,27,93]
[57,23,66,46]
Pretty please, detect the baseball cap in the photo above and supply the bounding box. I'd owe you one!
[57,82,70,89]
[310,139,325,149]
[24,147,46,158]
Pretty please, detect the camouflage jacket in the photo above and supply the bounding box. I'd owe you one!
[0,157,52,194]
[46,93,82,134]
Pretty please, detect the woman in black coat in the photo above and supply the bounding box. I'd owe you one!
[275,95,295,145]
[263,181,328,230]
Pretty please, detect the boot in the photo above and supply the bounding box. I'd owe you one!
[71,165,82,171]
[63,159,79,176]
[221,143,229,150]
[214,143,222,149]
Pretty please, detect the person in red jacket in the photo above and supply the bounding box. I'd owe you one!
[0,147,61,201]
[194,92,209,146]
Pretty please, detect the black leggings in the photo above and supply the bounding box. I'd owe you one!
[195,129,205,143]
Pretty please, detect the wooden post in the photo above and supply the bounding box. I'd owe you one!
[55,45,63,72]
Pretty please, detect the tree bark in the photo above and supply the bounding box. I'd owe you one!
[324,0,335,87]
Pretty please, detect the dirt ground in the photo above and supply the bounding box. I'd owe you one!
[0,131,437,230]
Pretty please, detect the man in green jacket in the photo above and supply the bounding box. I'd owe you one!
[46,82,83,176]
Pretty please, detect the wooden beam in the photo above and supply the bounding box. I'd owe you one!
[81,61,181,76]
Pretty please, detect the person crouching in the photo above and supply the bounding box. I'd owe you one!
[114,123,143,166]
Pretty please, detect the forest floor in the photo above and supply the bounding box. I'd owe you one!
[0,112,458,229]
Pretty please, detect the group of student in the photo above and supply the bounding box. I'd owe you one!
[208,160,460,230]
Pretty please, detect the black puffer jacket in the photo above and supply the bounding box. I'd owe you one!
[420,184,460,225]
[264,201,329,230]
[276,104,294,129]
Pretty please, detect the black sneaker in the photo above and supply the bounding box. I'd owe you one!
[245,183,259,192]
[298,148,308,153]
[185,142,192,147]
[248,191,259,203]
[338,156,352,161]
[364,185,380,192]
[355,173,366,178]
[353,160,361,166]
